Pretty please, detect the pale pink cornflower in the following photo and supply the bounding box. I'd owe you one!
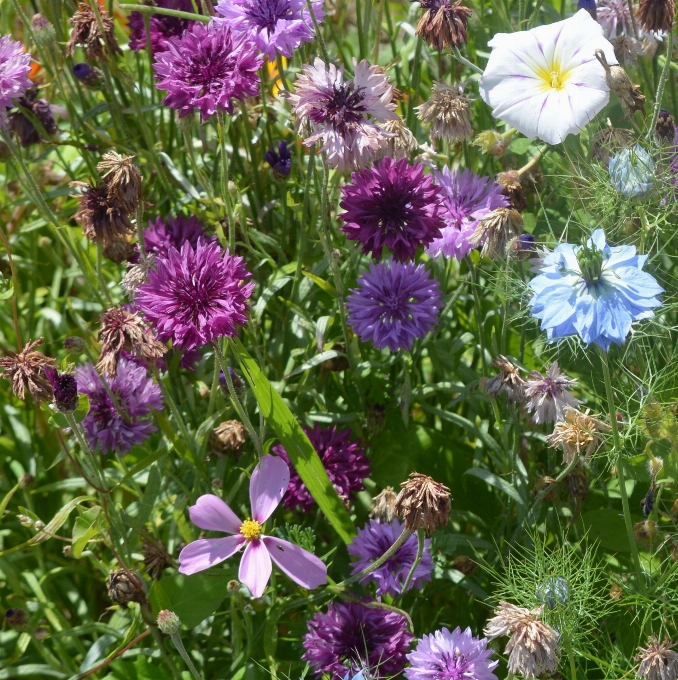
[524,362,581,424]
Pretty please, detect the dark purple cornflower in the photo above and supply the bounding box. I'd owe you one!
[135,240,255,351]
[302,602,413,678]
[153,21,263,121]
[215,0,324,59]
[0,34,32,120]
[72,63,103,88]
[45,367,79,412]
[346,260,443,352]
[405,627,499,680]
[8,88,57,147]
[340,157,445,262]
[264,141,293,177]
[348,518,433,597]
[128,0,199,54]
[272,424,370,512]
[139,215,215,260]
[76,356,163,455]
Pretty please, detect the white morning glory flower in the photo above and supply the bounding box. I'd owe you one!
[479,10,618,145]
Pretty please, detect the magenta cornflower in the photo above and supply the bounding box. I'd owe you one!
[405,627,499,680]
[153,21,263,121]
[346,260,443,352]
[302,602,413,678]
[76,356,163,455]
[178,455,327,598]
[348,518,433,597]
[215,0,324,59]
[340,157,445,262]
[139,215,216,260]
[524,362,581,424]
[128,0,199,54]
[288,57,397,170]
[0,35,32,121]
[272,424,370,512]
[427,167,509,261]
[135,240,255,351]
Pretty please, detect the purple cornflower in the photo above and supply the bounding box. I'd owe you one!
[128,0,199,54]
[426,167,509,261]
[135,240,255,351]
[0,35,32,121]
[405,627,499,680]
[45,367,79,413]
[346,260,443,352]
[138,215,215,260]
[303,602,413,678]
[348,518,433,597]
[272,424,370,512]
[340,157,445,262]
[288,57,397,171]
[525,362,581,424]
[264,140,293,177]
[153,21,263,121]
[76,356,163,455]
[215,0,324,59]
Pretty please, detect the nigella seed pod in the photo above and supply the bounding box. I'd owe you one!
[536,576,570,610]
[609,145,655,199]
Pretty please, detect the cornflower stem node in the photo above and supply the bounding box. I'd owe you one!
[169,632,203,680]
[598,346,647,594]
[647,31,674,141]
[400,528,426,597]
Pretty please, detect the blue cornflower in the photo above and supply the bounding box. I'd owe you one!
[528,229,663,351]
[609,145,654,199]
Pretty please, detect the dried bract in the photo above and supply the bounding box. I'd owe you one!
[546,407,611,465]
[142,539,172,580]
[97,151,143,214]
[485,355,526,404]
[71,181,135,246]
[417,83,472,141]
[395,472,451,533]
[637,0,675,33]
[209,420,247,457]
[66,2,122,61]
[370,486,398,523]
[415,0,473,50]
[468,207,523,259]
[0,338,55,402]
[106,569,145,607]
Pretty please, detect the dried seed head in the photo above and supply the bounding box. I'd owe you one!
[106,569,145,607]
[374,117,418,161]
[636,635,678,680]
[468,207,524,260]
[417,83,473,141]
[591,122,634,165]
[0,338,55,402]
[497,170,528,212]
[655,109,676,145]
[595,50,646,117]
[142,539,172,580]
[546,407,611,465]
[66,2,122,61]
[485,355,526,403]
[209,420,248,458]
[612,35,643,66]
[394,472,451,533]
[121,254,157,299]
[637,0,675,33]
[416,0,473,50]
[484,601,561,679]
[370,486,398,523]
[563,468,590,501]
[97,151,143,214]
[71,181,135,247]
[97,307,166,376]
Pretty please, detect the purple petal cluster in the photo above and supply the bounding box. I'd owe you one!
[76,356,163,455]
[264,140,293,177]
[128,0,199,54]
[141,215,216,260]
[303,602,413,678]
[153,21,263,121]
[346,260,443,352]
[0,35,32,120]
[340,157,445,262]
[272,424,370,512]
[348,518,433,597]
[427,167,509,261]
[405,627,499,680]
[215,0,324,59]
[135,240,255,351]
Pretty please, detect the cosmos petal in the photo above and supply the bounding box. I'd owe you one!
[239,539,272,598]
[262,536,328,590]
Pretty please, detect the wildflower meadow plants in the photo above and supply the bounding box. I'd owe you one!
[1,0,678,678]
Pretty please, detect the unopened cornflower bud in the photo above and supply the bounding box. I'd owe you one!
[106,569,144,607]
[369,487,398,523]
[395,472,451,534]
[157,610,181,635]
[474,130,511,157]
[73,63,103,89]
[44,367,79,412]
[655,110,675,145]
[609,145,655,199]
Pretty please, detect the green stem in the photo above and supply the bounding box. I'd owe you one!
[452,47,483,75]
[406,37,423,131]
[119,4,210,22]
[568,639,577,680]
[170,633,203,680]
[275,53,291,93]
[216,112,236,250]
[400,529,425,595]
[152,367,195,455]
[647,31,674,141]
[305,0,330,63]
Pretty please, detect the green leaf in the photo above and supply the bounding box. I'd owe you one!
[0,284,14,300]
[302,271,337,297]
[283,350,345,378]
[231,337,356,544]
[581,509,632,553]
[71,506,103,558]
[508,137,533,155]
[464,468,525,506]
[29,495,96,545]
[253,276,293,320]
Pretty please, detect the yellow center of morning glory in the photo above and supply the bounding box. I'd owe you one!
[239,519,262,541]
[535,61,570,92]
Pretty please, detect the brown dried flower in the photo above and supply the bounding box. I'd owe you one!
[564,468,590,501]
[612,35,643,66]
[637,0,675,33]
[97,151,143,214]
[591,121,634,166]
[106,569,145,607]
[374,117,418,161]
[595,50,646,117]
[102,235,133,264]
[636,635,678,680]
[485,355,526,403]
[484,601,560,679]
[468,207,524,260]
[121,254,157,298]
[71,181,134,246]
[415,0,473,50]
[142,539,172,580]
[497,170,527,212]
[395,472,451,533]
[209,420,247,458]
[66,2,122,61]
[97,307,166,376]
[417,83,473,141]
[370,486,398,523]
[0,338,55,402]
[546,407,611,465]
[655,109,676,145]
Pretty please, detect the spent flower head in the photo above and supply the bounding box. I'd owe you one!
[0,338,55,403]
[417,83,473,141]
[546,407,611,464]
[524,362,581,424]
[636,635,678,680]
[395,472,451,533]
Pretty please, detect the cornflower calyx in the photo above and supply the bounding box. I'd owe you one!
[239,518,263,541]
[575,241,604,285]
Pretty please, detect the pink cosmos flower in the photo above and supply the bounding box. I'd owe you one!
[178,455,327,598]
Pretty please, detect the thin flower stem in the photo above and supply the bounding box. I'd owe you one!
[305,0,330,64]
[136,202,146,260]
[152,367,195,455]
[0,225,23,348]
[647,31,674,141]
[469,261,488,375]
[96,241,114,305]
[568,638,577,680]
[598,346,647,595]
[275,53,291,93]
[400,529,425,596]
[216,113,237,250]
[517,145,548,176]
[170,633,204,680]
[452,47,483,75]
[407,37,424,131]
[119,4,210,22]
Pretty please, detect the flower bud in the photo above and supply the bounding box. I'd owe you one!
[157,610,181,635]
[209,420,247,458]
[106,569,144,607]
[369,487,397,523]
[72,63,103,89]
[473,130,511,157]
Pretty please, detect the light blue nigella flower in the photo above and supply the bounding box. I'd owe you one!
[528,229,663,351]
[608,144,654,199]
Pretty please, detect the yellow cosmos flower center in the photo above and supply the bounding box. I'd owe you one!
[535,61,571,92]
[239,519,262,541]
